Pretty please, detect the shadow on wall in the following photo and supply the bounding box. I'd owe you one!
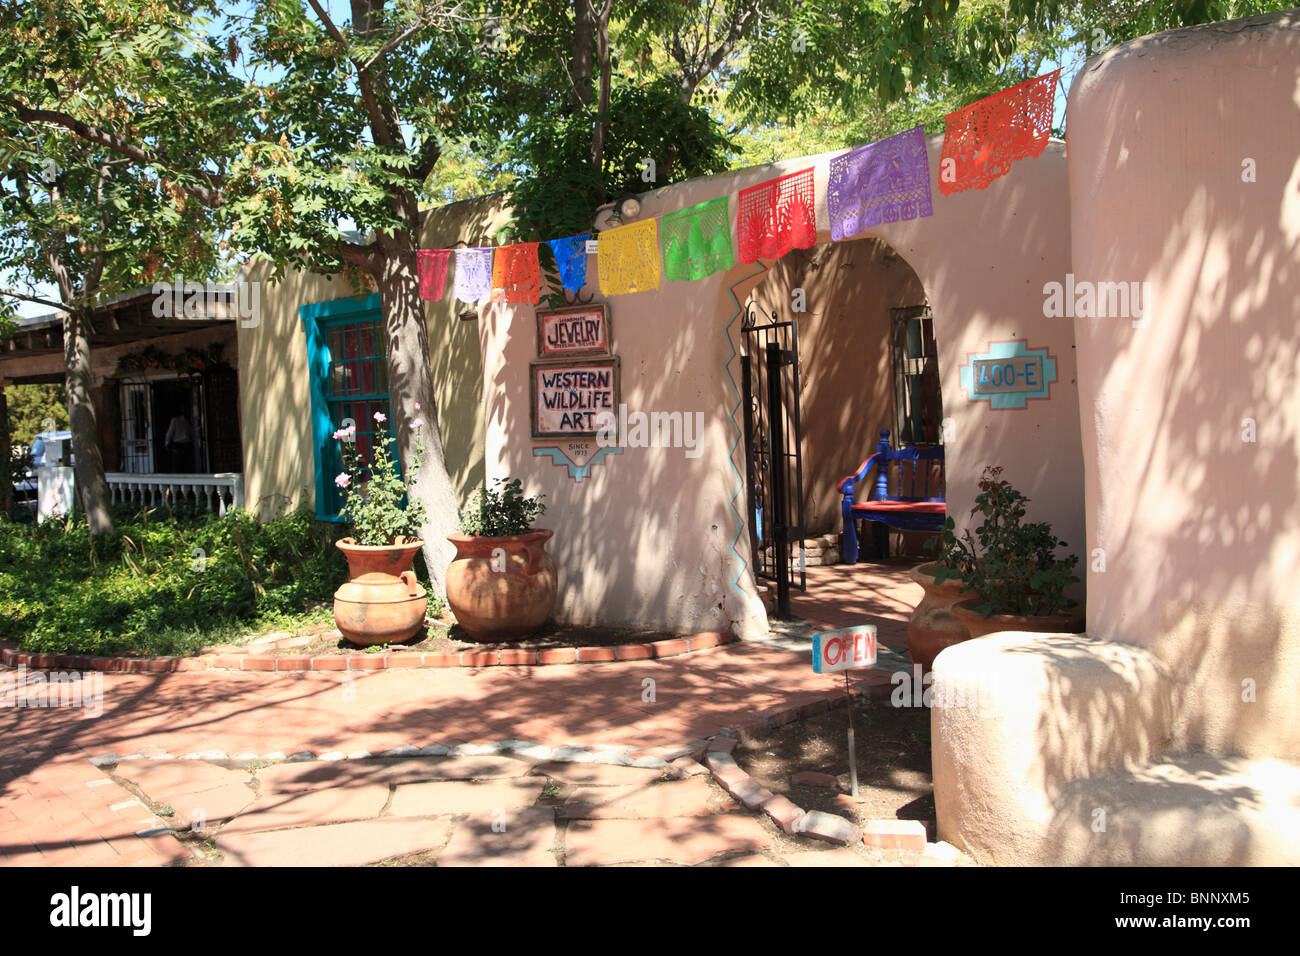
[1070,17,1300,758]
[478,134,1081,633]
[482,266,757,632]
[241,194,504,522]
[746,237,928,538]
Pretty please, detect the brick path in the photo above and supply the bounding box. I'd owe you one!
[1,561,932,867]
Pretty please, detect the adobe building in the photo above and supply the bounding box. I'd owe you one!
[236,10,1298,865]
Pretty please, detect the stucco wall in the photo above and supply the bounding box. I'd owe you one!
[238,195,508,518]
[747,238,929,539]
[1067,10,1300,760]
[481,135,1083,635]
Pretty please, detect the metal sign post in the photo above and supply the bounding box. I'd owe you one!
[811,624,877,800]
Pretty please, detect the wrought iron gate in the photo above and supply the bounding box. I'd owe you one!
[740,301,805,618]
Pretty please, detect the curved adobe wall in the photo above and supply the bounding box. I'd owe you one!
[481,136,1083,636]
[1068,10,1300,759]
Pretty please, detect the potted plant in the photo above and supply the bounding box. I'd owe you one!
[331,411,428,647]
[937,466,1084,639]
[906,558,974,673]
[445,478,555,642]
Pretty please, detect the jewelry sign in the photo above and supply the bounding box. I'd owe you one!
[537,304,610,358]
[530,357,620,439]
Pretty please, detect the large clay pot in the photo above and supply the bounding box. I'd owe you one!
[333,538,428,647]
[445,530,557,641]
[907,562,974,671]
[951,597,1085,640]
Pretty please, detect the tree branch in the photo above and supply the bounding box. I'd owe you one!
[0,289,68,313]
[5,99,224,208]
[413,134,442,183]
[338,238,381,271]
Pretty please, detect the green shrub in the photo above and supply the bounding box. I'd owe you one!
[458,478,546,537]
[0,509,348,656]
[932,465,1080,617]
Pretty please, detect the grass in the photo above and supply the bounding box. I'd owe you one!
[0,508,352,657]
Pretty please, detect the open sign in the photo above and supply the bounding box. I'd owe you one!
[812,625,877,674]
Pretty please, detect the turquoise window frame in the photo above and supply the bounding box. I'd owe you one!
[300,293,395,522]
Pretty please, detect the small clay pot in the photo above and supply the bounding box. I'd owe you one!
[333,538,428,647]
[445,530,557,642]
[951,597,1085,640]
[907,562,974,671]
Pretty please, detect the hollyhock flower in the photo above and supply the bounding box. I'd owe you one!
[414,402,421,410]
[412,418,423,430]
[374,411,387,423]
[334,473,350,488]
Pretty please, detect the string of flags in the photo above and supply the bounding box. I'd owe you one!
[416,69,1061,304]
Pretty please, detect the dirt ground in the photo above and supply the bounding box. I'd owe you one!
[734,693,935,833]
[242,618,693,656]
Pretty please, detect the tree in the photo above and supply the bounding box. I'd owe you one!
[0,0,547,586]
[0,121,219,533]
[4,0,1283,573]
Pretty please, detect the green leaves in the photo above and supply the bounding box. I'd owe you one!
[0,508,346,656]
[458,478,545,538]
[933,465,1079,617]
[335,421,428,547]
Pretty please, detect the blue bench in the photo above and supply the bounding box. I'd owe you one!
[839,429,945,563]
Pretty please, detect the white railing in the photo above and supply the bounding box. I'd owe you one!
[105,472,244,516]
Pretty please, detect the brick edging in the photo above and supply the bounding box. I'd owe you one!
[0,629,735,675]
[695,677,927,851]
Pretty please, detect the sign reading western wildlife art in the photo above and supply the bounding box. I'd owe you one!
[530,357,620,439]
[537,304,610,357]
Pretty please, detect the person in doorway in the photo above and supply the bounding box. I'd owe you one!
[164,412,193,473]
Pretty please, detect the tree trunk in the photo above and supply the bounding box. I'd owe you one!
[63,307,113,534]
[376,249,460,597]
[0,383,11,516]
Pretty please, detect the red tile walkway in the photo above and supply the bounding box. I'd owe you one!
[0,560,922,866]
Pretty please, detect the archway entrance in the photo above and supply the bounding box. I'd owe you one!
[740,236,944,629]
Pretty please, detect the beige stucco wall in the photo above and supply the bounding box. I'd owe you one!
[481,135,1084,635]
[1067,10,1300,760]
[747,238,929,538]
[238,195,508,518]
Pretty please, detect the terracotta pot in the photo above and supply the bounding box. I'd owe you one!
[333,538,428,647]
[445,530,557,642]
[907,562,975,671]
[951,597,1085,640]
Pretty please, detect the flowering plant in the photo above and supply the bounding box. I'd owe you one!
[334,407,427,546]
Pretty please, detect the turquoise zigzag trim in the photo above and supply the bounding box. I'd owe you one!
[721,263,769,611]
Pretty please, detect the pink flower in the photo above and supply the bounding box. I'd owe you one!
[412,418,423,430]
[414,401,421,411]
[374,411,387,423]
[334,473,350,488]
[332,428,346,440]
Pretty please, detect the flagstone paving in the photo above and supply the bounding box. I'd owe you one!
[0,561,956,867]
